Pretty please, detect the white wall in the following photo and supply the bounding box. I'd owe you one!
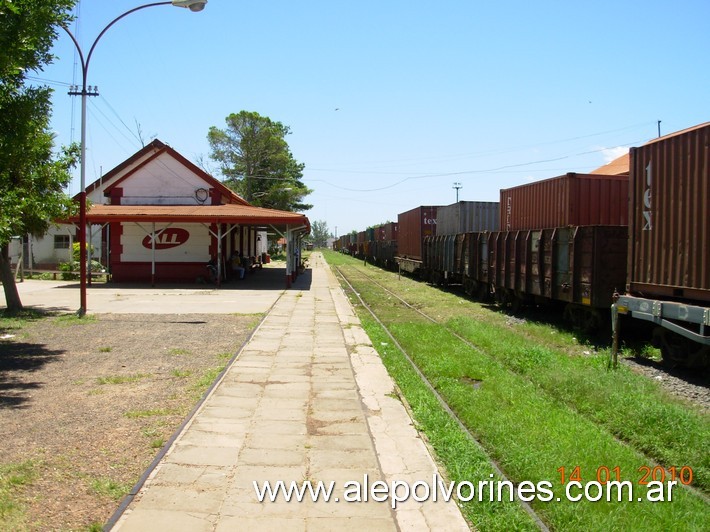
[120,223,210,262]
[119,153,210,206]
[27,225,104,266]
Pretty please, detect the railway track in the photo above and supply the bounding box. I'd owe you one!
[332,261,710,528]
[335,264,550,531]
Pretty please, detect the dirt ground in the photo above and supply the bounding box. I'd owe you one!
[0,312,260,531]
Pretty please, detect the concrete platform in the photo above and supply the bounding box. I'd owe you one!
[4,265,295,315]
[107,252,470,530]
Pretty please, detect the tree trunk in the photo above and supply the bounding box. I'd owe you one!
[0,243,23,313]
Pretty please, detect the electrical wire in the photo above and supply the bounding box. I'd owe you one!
[303,139,644,193]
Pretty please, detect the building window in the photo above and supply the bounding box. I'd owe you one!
[54,235,70,249]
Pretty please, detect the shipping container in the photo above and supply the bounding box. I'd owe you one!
[436,201,500,235]
[626,122,710,304]
[500,173,628,231]
[381,222,398,242]
[396,206,439,272]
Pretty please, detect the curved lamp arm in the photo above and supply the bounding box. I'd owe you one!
[60,1,206,86]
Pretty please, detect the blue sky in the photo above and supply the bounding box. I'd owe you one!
[37,0,709,236]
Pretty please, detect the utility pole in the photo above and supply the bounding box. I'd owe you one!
[453,182,462,202]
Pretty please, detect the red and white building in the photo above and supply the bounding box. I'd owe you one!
[69,139,310,284]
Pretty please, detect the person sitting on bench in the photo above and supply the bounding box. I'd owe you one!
[230,251,245,280]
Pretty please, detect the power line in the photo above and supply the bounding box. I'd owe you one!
[303,140,643,193]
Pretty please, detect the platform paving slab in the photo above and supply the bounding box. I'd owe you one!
[110,252,469,531]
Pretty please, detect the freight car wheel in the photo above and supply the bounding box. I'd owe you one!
[463,278,476,296]
[564,304,602,332]
[652,328,710,369]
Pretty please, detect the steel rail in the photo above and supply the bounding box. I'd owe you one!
[334,265,551,531]
[336,263,710,506]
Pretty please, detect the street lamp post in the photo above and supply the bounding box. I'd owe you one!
[61,1,206,316]
[453,181,462,202]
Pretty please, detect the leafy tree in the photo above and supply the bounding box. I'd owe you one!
[308,220,331,248]
[0,0,78,312]
[207,110,312,211]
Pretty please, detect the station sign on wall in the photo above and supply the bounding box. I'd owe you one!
[121,224,210,262]
[141,228,190,250]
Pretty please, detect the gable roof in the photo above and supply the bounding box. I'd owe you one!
[70,140,310,233]
[590,152,629,175]
[83,139,248,206]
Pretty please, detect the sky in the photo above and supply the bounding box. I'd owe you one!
[36,0,710,236]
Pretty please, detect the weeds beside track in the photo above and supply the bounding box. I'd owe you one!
[327,251,709,531]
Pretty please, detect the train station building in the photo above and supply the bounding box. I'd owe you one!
[68,139,310,285]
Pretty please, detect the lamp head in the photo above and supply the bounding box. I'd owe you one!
[171,0,207,12]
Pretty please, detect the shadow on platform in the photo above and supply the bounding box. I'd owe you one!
[54,266,313,292]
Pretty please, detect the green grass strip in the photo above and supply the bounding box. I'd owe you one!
[360,312,539,530]
[330,254,710,530]
[327,251,709,495]
[0,460,39,528]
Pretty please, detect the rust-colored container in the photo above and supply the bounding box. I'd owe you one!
[397,206,439,261]
[382,222,398,242]
[627,122,710,303]
[500,173,628,231]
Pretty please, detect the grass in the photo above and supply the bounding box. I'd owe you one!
[361,315,537,530]
[96,373,150,385]
[124,408,178,419]
[0,461,39,527]
[0,308,46,324]
[54,314,97,326]
[171,369,192,378]
[89,477,131,501]
[325,251,710,530]
[190,365,227,399]
[168,348,191,356]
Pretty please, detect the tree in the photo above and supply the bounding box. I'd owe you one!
[207,111,312,211]
[0,0,78,312]
[308,220,331,248]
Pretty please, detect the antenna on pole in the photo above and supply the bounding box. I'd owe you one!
[453,182,462,202]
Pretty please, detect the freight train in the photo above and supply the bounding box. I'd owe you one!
[334,122,710,367]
